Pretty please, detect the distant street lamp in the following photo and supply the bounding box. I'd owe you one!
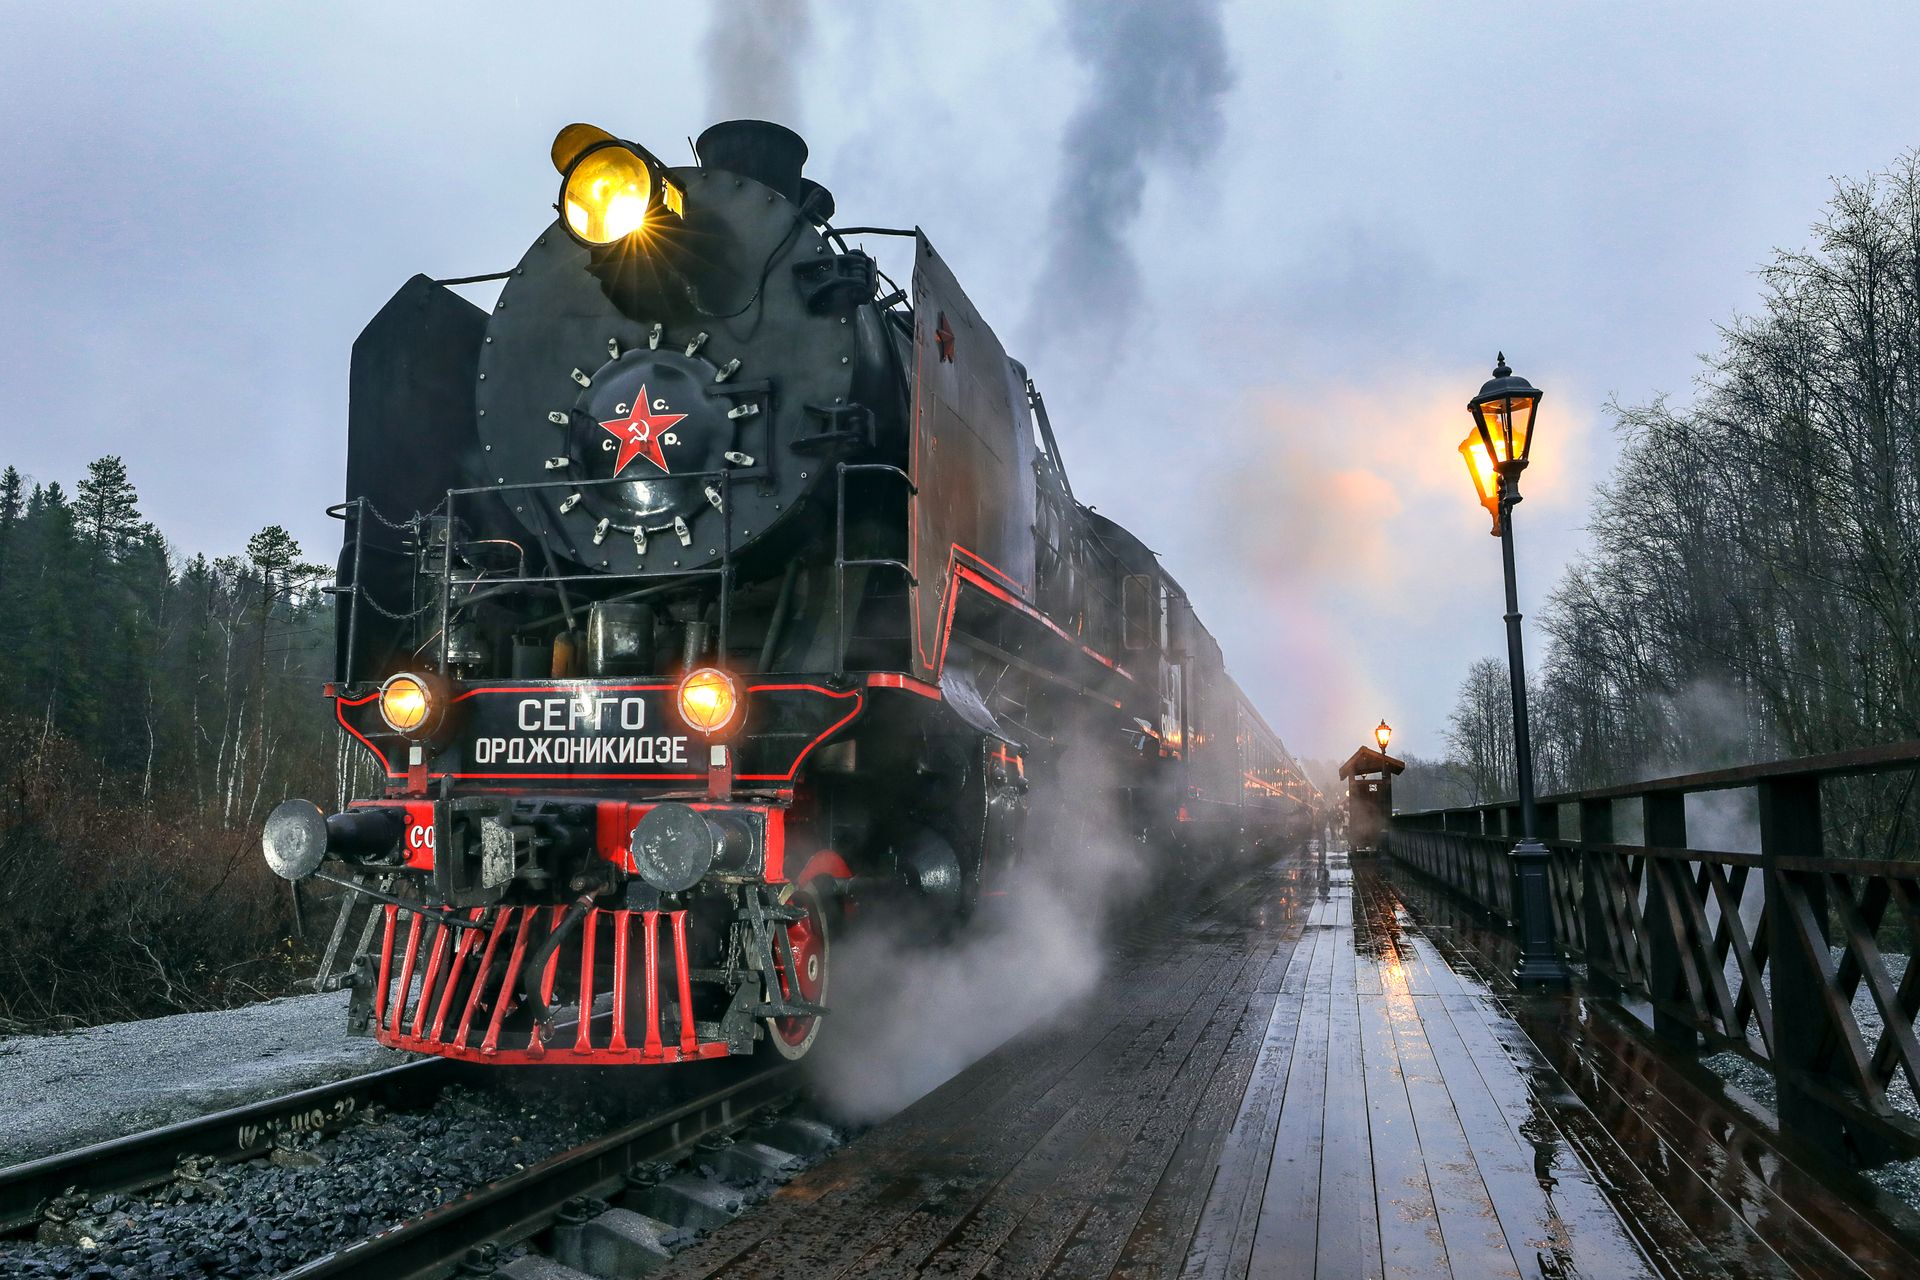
[1461,353,1570,988]
[1375,720,1393,753]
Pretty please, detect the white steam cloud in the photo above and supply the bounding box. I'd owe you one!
[804,727,1159,1122]
[701,0,813,127]
[1027,0,1233,353]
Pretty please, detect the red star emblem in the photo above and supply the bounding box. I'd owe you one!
[599,386,687,477]
[935,311,955,363]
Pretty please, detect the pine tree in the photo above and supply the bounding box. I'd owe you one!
[0,467,25,707]
[74,455,144,575]
[0,465,23,590]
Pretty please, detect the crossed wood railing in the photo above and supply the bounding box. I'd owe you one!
[1389,742,1920,1167]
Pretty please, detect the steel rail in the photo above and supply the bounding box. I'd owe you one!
[279,1063,797,1280]
[0,1059,463,1236]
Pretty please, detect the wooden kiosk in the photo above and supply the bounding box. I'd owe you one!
[1339,746,1404,852]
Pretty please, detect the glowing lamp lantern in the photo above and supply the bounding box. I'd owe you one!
[1468,352,1543,473]
[1459,429,1502,534]
[1374,720,1392,753]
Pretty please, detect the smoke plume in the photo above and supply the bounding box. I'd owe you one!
[701,0,813,127]
[1027,0,1233,352]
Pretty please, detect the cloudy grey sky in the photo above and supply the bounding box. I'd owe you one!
[3,1,1917,763]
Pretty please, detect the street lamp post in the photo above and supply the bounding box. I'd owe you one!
[1375,720,1393,754]
[1462,354,1570,989]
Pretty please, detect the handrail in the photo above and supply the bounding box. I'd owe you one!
[1397,740,1920,821]
[1385,741,1920,1171]
[437,470,739,672]
[834,462,917,680]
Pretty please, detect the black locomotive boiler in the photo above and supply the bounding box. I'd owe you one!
[264,120,1319,1065]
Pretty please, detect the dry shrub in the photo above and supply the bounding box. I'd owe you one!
[0,715,311,1031]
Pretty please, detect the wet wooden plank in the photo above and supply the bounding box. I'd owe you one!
[1028,950,1282,1277]
[1424,988,1656,1279]
[1316,904,1382,1278]
[1246,985,1331,1273]
[1443,991,1664,1280]
[1181,919,1316,1276]
[917,948,1254,1277]
[1352,859,1658,1280]
[1355,991,1450,1280]
[1378,963,1521,1279]
[1112,910,1308,1277]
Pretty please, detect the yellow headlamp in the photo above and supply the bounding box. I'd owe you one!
[677,667,743,738]
[378,672,445,737]
[551,124,684,248]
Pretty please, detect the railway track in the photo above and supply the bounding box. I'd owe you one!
[0,1055,828,1279]
[281,1063,807,1279]
[0,1057,466,1238]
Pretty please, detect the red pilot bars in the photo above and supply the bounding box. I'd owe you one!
[369,904,731,1065]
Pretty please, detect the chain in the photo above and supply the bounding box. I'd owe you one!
[340,498,449,621]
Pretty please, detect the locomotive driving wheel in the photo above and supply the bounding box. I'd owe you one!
[768,852,844,1060]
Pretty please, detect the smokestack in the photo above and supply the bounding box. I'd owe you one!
[695,120,808,203]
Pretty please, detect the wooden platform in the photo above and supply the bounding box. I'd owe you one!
[650,850,1920,1278]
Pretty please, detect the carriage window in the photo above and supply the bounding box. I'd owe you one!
[1122,574,1154,650]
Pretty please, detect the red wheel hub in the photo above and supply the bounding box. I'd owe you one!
[775,896,826,1047]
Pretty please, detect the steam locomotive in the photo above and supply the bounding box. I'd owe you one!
[263,120,1318,1065]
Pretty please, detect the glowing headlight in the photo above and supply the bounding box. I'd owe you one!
[551,124,684,249]
[379,673,437,736]
[563,144,653,245]
[677,668,742,737]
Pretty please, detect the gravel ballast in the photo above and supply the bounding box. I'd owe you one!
[0,1086,611,1279]
[0,992,408,1167]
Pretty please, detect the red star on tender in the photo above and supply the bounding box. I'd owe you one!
[599,386,687,477]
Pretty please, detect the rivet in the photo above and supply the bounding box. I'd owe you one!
[479,372,487,379]
[799,472,808,479]
[485,336,494,343]
[484,444,492,451]
[840,357,849,364]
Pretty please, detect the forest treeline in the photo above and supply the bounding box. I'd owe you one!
[1414,155,1920,853]
[0,460,341,1028]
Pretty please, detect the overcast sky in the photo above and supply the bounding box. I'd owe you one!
[4,1,1918,764]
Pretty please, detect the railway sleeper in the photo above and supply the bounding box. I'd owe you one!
[627,1174,748,1232]
[548,1204,676,1277]
[461,1104,845,1279]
